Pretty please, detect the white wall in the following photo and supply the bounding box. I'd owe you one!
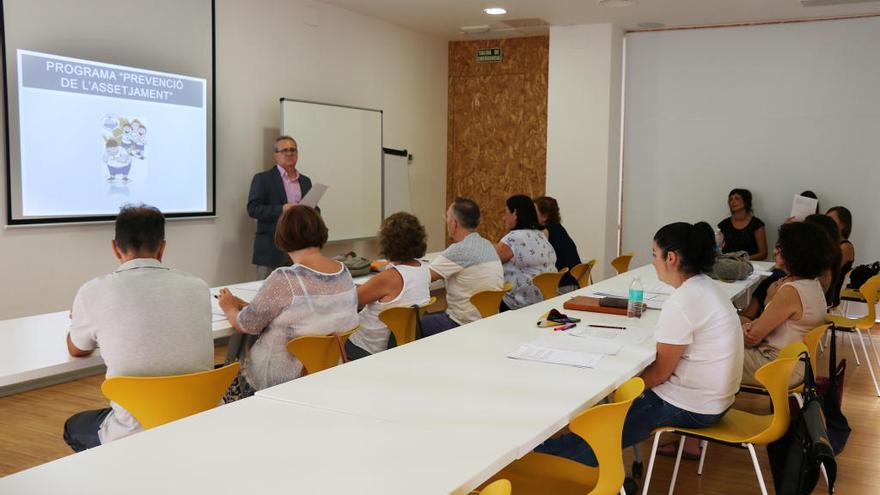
[0,0,448,319]
[621,17,880,269]
[546,24,624,280]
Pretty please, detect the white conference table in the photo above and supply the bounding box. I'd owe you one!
[0,396,516,495]
[1,262,771,494]
[0,254,442,396]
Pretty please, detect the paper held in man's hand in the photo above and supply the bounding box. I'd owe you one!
[790,194,818,222]
[300,183,328,208]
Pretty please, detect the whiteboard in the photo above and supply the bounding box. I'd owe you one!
[281,99,382,242]
[621,17,880,268]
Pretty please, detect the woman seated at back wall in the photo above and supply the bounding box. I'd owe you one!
[717,188,767,260]
[534,196,581,293]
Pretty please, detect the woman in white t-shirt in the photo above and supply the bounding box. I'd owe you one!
[346,213,432,360]
[496,195,556,311]
[536,221,743,467]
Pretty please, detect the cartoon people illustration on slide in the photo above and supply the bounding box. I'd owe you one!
[131,119,147,159]
[103,138,132,181]
[101,114,147,181]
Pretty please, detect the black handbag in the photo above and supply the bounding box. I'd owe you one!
[819,326,852,455]
[847,261,880,290]
[767,351,837,494]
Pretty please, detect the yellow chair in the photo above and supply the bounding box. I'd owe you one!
[532,268,569,301]
[470,282,513,318]
[570,259,597,289]
[611,252,635,274]
[826,273,880,396]
[479,479,511,495]
[642,342,806,495]
[480,377,645,495]
[101,362,240,430]
[286,326,359,376]
[378,297,437,346]
[740,323,830,399]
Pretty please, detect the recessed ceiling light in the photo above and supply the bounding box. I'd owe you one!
[484,7,507,15]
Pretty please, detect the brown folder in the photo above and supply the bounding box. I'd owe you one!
[563,296,629,316]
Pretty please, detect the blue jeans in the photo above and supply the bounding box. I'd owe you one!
[420,312,460,337]
[64,407,112,452]
[535,390,725,467]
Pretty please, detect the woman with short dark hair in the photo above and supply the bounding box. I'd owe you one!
[827,206,855,300]
[740,222,829,387]
[496,195,556,310]
[346,212,431,360]
[534,196,581,292]
[218,205,358,400]
[717,188,768,260]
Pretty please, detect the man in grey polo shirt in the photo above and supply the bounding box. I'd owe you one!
[63,205,213,452]
[421,197,504,336]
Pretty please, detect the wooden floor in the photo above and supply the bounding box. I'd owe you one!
[2,336,879,494]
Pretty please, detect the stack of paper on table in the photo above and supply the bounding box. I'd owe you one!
[569,325,655,344]
[507,333,622,369]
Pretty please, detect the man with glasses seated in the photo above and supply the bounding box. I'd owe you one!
[247,135,314,280]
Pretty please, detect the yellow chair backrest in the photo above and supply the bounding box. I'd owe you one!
[802,323,830,377]
[569,377,645,495]
[470,282,513,319]
[479,479,512,495]
[532,268,569,301]
[286,326,359,376]
[747,342,807,444]
[856,274,880,327]
[570,259,597,289]
[611,252,635,274]
[378,297,437,346]
[101,362,240,430]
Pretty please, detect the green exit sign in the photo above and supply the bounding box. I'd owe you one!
[476,48,502,63]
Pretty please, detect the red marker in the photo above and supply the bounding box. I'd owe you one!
[553,323,577,332]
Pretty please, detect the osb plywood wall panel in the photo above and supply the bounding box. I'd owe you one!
[447,36,548,244]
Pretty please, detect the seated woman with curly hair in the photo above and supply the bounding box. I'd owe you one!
[740,221,831,387]
[345,212,432,360]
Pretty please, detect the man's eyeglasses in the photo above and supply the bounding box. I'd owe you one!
[275,147,298,154]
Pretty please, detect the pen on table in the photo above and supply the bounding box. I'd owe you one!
[553,323,577,332]
[588,324,626,330]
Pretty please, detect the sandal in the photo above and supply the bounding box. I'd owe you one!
[657,442,701,460]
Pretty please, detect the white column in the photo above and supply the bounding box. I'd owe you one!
[546,23,623,280]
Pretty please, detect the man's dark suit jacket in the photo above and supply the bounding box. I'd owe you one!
[247,166,313,267]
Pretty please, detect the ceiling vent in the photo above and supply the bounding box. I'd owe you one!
[801,0,880,6]
[499,18,549,28]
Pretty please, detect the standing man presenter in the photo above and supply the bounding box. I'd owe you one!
[248,136,314,280]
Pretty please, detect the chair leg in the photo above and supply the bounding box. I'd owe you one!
[667,436,686,495]
[641,431,663,495]
[746,443,769,495]
[818,336,825,354]
[867,328,880,372]
[855,329,880,396]
[697,440,708,475]
[849,332,861,366]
